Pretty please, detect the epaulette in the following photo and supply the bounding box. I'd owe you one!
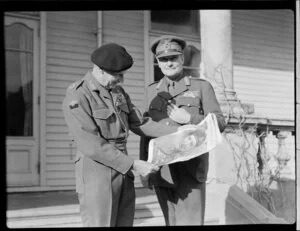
[67,79,84,91]
[147,80,159,87]
[188,76,207,81]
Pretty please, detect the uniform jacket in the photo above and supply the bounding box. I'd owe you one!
[140,75,226,188]
[62,72,177,192]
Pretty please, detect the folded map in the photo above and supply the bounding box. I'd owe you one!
[147,113,223,166]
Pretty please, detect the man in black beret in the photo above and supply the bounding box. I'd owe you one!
[140,35,226,225]
[62,43,180,227]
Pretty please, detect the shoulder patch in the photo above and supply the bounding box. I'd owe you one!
[69,100,79,109]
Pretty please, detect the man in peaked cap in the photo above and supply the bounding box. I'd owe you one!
[62,43,181,227]
[140,35,226,225]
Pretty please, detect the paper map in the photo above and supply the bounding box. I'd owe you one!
[147,113,223,166]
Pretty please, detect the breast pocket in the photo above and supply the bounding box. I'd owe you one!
[92,108,115,139]
[176,97,204,116]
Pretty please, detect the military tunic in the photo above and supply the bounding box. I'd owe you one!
[140,75,226,225]
[62,71,177,227]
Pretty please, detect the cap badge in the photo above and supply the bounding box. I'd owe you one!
[163,42,171,50]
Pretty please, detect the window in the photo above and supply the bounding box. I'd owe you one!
[5,19,37,137]
[151,10,199,36]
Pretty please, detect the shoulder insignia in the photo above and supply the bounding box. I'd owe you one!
[68,80,84,91]
[69,100,79,109]
[148,80,159,87]
[184,76,191,86]
[189,76,206,81]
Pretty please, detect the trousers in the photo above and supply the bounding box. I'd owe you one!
[77,156,135,227]
[154,182,206,226]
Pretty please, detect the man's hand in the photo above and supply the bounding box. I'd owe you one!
[167,103,191,124]
[132,160,159,177]
[140,175,153,189]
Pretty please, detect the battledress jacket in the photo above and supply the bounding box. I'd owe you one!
[140,75,226,188]
[62,72,178,192]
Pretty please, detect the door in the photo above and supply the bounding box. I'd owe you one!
[5,16,40,187]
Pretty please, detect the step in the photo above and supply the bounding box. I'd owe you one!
[7,206,219,228]
[7,203,162,219]
[7,213,82,228]
[7,186,221,228]
[7,203,219,228]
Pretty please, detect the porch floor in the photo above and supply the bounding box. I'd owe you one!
[7,187,154,211]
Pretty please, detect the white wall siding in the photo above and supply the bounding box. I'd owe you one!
[232,10,294,120]
[102,11,145,186]
[45,11,97,187]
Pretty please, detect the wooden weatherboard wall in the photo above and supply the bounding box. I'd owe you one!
[102,10,145,186]
[232,10,294,120]
[45,11,97,187]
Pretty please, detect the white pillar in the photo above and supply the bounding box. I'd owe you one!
[200,10,235,100]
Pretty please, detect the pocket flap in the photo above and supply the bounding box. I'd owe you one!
[93,109,113,119]
[176,97,200,108]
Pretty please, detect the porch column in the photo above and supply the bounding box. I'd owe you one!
[199,10,254,116]
[200,10,234,100]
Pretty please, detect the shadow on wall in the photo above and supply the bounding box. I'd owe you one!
[222,184,292,225]
[224,186,254,225]
[247,179,295,224]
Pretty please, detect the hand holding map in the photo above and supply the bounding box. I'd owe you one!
[147,113,223,166]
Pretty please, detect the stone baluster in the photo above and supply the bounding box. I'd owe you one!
[257,129,271,183]
[274,131,292,180]
[267,130,295,223]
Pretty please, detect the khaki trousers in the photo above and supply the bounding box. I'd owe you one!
[154,182,206,226]
[77,156,135,227]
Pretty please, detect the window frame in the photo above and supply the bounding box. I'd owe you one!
[150,10,200,41]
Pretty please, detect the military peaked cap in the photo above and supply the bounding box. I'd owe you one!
[151,35,186,58]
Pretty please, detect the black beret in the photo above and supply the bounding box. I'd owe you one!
[151,35,186,58]
[91,43,133,73]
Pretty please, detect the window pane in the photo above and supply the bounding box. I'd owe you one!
[5,23,34,137]
[5,23,33,50]
[183,45,201,77]
[151,10,199,35]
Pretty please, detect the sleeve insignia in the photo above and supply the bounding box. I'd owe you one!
[69,100,79,109]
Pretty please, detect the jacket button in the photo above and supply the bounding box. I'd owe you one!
[166,122,170,125]
[187,104,191,107]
